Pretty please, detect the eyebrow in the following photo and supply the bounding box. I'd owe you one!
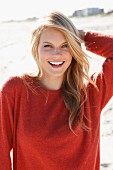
[43,42,52,44]
[42,41,67,44]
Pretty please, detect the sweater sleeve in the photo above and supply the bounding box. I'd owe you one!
[84,31,113,58]
[92,60,113,110]
[85,32,113,110]
[0,80,14,170]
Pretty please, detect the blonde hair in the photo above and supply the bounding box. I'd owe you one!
[31,11,96,132]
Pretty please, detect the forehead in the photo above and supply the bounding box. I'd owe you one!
[39,27,66,42]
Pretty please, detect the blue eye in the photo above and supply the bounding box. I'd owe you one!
[44,44,51,48]
[62,44,68,48]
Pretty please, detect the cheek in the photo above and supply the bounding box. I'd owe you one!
[64,50,72,58]
[67,53,72,62]
[38,48,49,58]
[38,50,46,62]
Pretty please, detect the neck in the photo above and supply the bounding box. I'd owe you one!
[40,75,63,90]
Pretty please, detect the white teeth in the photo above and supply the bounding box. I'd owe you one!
[49,61,63,65]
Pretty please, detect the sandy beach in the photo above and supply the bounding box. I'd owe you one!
[0,13,113,169]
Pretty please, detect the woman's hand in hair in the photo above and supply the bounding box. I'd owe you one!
[78,29,86,41]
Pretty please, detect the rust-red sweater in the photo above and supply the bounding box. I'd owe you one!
[0,32,113,170]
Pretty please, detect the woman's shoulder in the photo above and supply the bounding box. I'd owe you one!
[0,75,22,91]
[0,74,32,93]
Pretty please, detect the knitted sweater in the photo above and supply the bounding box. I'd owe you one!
[0,32,113,170]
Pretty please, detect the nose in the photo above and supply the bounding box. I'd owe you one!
[52,47,61,56]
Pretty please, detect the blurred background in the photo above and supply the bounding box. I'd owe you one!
[0,0,113,169]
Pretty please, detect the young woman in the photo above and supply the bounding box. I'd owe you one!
[0,11,113,170]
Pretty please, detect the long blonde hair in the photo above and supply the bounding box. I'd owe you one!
[31,11,96,132]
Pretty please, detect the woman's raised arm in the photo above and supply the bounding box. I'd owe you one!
[84,31,113,58]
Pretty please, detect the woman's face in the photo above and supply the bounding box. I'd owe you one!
[38,27,72,80]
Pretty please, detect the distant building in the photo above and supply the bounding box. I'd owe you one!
[72,8,104,17]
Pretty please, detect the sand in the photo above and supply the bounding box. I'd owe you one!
[0,13,113,169]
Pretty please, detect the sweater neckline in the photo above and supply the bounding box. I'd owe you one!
[37,82,62,95]
[23,75,62,95]
[39,85,62,94]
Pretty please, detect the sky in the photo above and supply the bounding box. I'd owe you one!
[0,0,113,21]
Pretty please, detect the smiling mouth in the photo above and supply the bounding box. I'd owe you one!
[48,61,64,66]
